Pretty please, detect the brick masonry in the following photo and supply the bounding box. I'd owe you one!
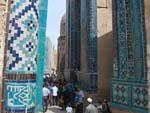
[145,0,150,112]
[0,3,6,113]
[97,0,113,100]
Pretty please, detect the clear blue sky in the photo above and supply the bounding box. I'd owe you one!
[46,0,66,49]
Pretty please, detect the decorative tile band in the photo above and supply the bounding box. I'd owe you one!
[132,86,148,108]
[111,82,148,110]
[112,84,129,105]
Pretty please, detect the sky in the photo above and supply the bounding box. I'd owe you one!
[46,0,66,49]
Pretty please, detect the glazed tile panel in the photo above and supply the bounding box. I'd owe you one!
[112,84,129,105]
[6,0,38,73]
[4,81,36,111]
[132,86,148,108]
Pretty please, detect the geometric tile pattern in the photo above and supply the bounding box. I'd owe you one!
[132,86,148,109]
[111,0,148,112]
[111,82,148,112]
[113,0,147,79]
[6,0,38,73]
[112,84,129,105]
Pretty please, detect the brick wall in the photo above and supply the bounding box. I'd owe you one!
[0,3,6,112]
[97,0,113,99]
[145,0,150,112]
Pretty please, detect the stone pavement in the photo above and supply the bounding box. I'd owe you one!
[45,105,137,113]
[46,106,66,113]
[111,107,137,113]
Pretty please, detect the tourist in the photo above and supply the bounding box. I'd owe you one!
[58,83,66,109]
[66,82,74,107]
[59,95,65,109]
[58,83,64,98]
[42,84,50,112]
[64,82,69,108]
[52,83,58,105]
[85,98,98,113]
[51,72,57,82]
[48,83,53,106]
[75,87,84,113]
[101,99,112,113]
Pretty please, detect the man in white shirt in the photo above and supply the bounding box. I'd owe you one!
[52,84,58,105]
[85,98,98,113]
[43,85,50,97]
[42,84,50,112]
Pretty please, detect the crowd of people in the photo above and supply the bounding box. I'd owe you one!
[42,74,112,113]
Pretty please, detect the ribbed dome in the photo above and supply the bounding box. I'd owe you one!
[60,14,66,36]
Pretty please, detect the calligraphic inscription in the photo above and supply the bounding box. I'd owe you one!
[5,81,36,111]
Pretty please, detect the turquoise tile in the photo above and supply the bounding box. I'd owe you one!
[39,11,48,27]
[38,29,46,38]
[36,1,48,112]
[39,0,48,10]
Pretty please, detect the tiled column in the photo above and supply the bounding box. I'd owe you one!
[4,0,39,112]
[35,0,48,112]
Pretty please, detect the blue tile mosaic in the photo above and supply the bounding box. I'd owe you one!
[6,0,38,73]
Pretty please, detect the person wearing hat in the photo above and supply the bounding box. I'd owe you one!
[85,98,98,113]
